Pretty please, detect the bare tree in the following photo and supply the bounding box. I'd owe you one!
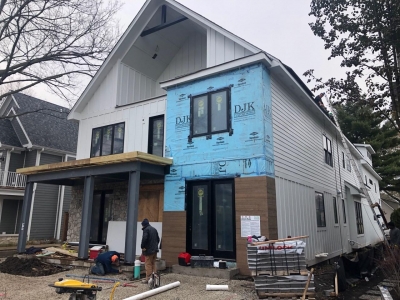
[0,0,121,105]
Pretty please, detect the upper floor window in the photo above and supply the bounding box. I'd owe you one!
[367,151,372,161]
[148,115,164,157]
[342,152,345,168]
[347,157,351,172]
[91,122,125,157]
[315,192,326,227]
[323,135,333,167]
[190,88,231,138]
[342,199,347,224]
[333,197,339,224]
[354,201,364,234]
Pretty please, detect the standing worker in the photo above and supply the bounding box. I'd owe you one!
[91,251,122,275]
[140,218,160,284]
[387,222,400,247]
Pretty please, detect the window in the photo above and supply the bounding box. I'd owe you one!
[190,88,231,138]
[354,201,364,234]
[369,179,373,186]
[375,183,377,193]
[347,158,351,172]
[315,192,326,227]
[148,115,164,157]
[333,197,338,224]
[91,122,125,157]
[342,152,345,168]
[323,135,333,166]
[367,151,372,161]
[342,199,347,224]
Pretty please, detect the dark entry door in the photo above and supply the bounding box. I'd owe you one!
[187,179,235,259]
[90,191,112,244]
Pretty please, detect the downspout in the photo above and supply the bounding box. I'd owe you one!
[27,148,44,241]
[55,155,66,240]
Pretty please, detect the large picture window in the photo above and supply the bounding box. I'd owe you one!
[315,192,326,227]
[91,122,125,157]
[190,88,231,138]
[323,135,333,166]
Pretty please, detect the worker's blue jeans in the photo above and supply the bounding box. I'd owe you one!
[90,262,105,275]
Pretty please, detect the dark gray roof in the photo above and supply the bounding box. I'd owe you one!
[0,118,22,147]
[13,93,78,153]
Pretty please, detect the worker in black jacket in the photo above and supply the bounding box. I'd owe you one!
[91,251,121,275]
[140,218,160,283]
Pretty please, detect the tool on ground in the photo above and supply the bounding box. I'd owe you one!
[109,282,120,300]
[301,268,314,300]
[325,95,388,244]
[122,281,180,300]
[49,278,102,300]
[122,283,137,287]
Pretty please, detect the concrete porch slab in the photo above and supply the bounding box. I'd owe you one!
[172,264,240,279]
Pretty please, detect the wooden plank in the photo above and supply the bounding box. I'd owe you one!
[162,211,186,267]
[252,270,309,276]
[256,291,316,299]
[45,247,78,258]
[17,151,173,175]
[251,236,309,246]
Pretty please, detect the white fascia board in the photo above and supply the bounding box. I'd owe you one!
[7,107,33,148]
[0,95,12,116]
[160,52,271,89]
[361,160,382,181]
[11,95,20,109]
[354,143,376,154]
[67,0,156,120]
[0,144,24,151]
[165,0,261,54]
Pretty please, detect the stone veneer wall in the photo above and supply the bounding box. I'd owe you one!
[67,181,129,242]
[67,180,162,242]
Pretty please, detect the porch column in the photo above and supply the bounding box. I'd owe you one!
[125,170,140,264]
[78,176,94,259]
[17,181,34,253]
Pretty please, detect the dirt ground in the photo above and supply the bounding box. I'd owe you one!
[0,256,398,299]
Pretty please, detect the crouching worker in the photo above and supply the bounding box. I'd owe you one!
[91,251,122,275]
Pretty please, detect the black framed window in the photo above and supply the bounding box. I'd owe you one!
[355,201,364,234]
[90,122,125,157]
[342,152,346,168]
[315,192,326,227]
[333,197,338,224]
[148,115,164,157]
[342,199,347,224]
[190,88,231,138]
[323,135,333,166]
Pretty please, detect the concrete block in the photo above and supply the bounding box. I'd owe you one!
[172,264,239,279]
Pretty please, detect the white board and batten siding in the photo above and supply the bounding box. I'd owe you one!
[270,76,382,264]
[76,96,166,159]
[207,28,254,67]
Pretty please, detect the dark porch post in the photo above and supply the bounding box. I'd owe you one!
[125,170,140,264]
[78,176,94,259]
[17,181,34,253]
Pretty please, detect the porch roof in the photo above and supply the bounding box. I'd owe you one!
[16,151,172,186]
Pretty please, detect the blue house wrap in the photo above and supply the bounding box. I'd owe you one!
[164,63,274,211]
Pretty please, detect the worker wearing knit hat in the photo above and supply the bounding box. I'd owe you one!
[141,218,160,283]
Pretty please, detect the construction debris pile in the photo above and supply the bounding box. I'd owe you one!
[0,257,66,276]
[247,236,315,299]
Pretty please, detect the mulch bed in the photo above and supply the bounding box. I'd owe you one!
[0,257,66,277]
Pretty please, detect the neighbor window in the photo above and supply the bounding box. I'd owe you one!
[375,183,377,193]
[315,192,326,227]
[342,199,347,224]
[342,152,345,168]
[91,122,125,157]
[333,197,338,224]
[148,115,164,157]
[355,201,364,234]
[190,88,231,138]
[323,135,333,166]
[347,158,351,172]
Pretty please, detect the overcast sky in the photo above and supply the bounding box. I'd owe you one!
[38,0,345,107]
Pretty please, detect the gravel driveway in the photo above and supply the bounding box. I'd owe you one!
[0,267,258,300]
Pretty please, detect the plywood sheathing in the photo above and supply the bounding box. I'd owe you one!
[16,151,173,175]
[235,176,278,276]
[162,211,186,267]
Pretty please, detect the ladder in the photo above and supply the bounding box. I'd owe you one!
[325,95,388,244]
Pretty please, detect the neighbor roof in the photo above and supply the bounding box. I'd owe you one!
[12,93,78,153]
[0,118,22,148]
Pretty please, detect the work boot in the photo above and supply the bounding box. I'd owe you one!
[141,279,148,284]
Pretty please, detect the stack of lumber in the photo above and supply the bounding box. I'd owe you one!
[247,236,315,299]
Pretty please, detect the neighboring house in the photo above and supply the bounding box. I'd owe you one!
[16,0,384,274]
[0,93,78,241]
[381,197,400,222]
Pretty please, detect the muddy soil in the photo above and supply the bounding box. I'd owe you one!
[0,257,66,277]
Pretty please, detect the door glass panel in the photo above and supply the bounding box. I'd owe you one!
[192,185,208,250]
[113,123,124,154]
[102,194,112,243]
[102,126,113,156]
[215,183,233,251]
[90,194,102,242]
[91,128,102,157]
[150,117,164,156]
[211,91,227,132]
[192,95,208,135]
